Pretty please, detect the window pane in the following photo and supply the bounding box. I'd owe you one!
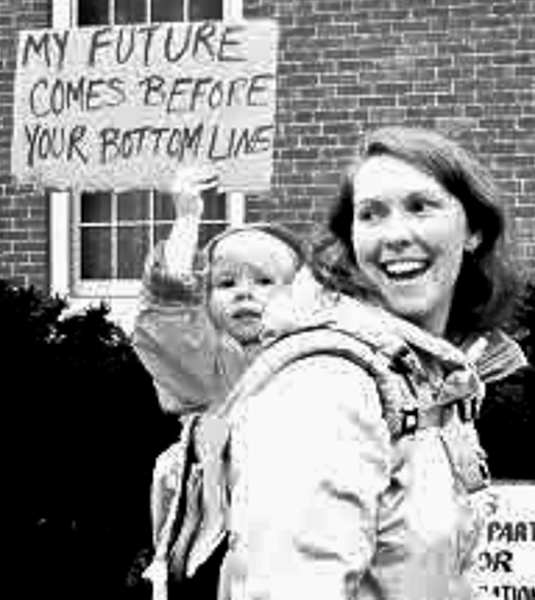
[81,192,111,223]
[191,0,223,20]
[78,0,109,26]
[117,190,150,222]
[198,222,225,248]
[202,187,226,220]
[152,0,184,22]
[74,0,230,291]
[154,192,175,221]
[81,228,112,279]
[116,0,146,23]
[155,223,173,244]
[118,226,150,278]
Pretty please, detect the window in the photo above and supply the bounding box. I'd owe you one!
[74,186,229,296]
[50,0,244,320]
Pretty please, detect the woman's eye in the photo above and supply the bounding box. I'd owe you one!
[355,201,384,222]
[356,208,374,221]
[406,193,435,214]
[408,199,426,213]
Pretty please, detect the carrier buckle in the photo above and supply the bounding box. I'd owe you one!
[400,408,419,436]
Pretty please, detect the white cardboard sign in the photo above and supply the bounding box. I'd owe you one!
[470,482,535,599]
[11,20,278,192]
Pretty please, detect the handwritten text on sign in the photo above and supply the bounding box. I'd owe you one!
[470,483,535,600]
[12,21,278,192]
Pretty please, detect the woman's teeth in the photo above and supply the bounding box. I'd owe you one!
[382,260,428,279]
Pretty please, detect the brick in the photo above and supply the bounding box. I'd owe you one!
[1,0,534,285]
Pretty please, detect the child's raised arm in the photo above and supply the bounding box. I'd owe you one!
[163,166,218,279]
[133,167,243,416]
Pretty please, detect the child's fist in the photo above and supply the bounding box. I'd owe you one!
[168,166,219,220]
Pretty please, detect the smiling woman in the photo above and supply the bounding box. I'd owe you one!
[348,154,478,336]
[217,126,528,600]
[316,126,518,344]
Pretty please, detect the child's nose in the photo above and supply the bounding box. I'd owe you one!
[234,278,254,299]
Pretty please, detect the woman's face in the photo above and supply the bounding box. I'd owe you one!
[350,154,479,336]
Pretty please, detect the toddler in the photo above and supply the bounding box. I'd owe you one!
[133,168,308,417]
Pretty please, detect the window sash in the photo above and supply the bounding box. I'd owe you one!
[71,189,230,295]
[50,0,244,299]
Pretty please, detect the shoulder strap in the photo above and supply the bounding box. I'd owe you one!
[216,324,490,493]
[216,325,424,440]
[144,414,201,597]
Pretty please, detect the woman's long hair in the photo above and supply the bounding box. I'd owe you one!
[312,126,520,340]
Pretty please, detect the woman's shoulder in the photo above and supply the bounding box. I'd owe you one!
[278,351,379,387]
[465,329,528,384]
[226,331,385,431]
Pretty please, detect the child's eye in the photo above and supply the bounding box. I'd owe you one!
[257,276,275,286]
[214,278,236,289]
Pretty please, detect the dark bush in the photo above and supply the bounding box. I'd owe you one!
[1,280,178,600]
[476,277,535,481]
[515,277,535,365]
[2,274,534,598]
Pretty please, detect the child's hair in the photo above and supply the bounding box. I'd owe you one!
[203,222,309,271]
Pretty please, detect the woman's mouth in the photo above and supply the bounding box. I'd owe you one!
[380,259,430,281]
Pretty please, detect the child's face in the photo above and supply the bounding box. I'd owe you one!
[208,230,299,345]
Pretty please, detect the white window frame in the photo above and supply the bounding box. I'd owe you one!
[50,0,245,325]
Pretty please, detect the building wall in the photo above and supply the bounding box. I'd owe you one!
[0,0,49,289]
[245,0,535,270]
[1,0,534,292]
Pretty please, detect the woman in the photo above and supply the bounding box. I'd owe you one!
[219,127,527,600]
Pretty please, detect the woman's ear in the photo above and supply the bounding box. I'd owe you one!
[465,232,482,253]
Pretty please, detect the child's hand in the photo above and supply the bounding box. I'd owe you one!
[169,166,219,220]
[163,166,219,277]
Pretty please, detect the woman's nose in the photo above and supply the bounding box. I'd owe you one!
[381,212,414,250]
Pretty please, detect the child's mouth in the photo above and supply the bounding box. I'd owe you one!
[232,308,261,322]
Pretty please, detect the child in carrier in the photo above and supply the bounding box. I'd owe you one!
[132,167,311,598]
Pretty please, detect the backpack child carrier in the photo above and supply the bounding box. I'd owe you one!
[143,324,490,600]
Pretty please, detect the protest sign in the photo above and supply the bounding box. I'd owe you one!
[11,20,277,192]
[470,482,535,599]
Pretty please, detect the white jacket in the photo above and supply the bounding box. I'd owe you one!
[222,295,526,600]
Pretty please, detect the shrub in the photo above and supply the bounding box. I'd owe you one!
[1,280,177,600]
[477,276,535,481]
[515,277,535,364]
[3,274,534,597]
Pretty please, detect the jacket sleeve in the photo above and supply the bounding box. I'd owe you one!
[132,241,229,415]
[228,355,392,600]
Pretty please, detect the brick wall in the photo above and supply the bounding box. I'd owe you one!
[0,0,49,289]
[1,0,534,291]
[245,0,535,272]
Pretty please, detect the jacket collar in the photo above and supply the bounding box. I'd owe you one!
[263,282,527,390]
